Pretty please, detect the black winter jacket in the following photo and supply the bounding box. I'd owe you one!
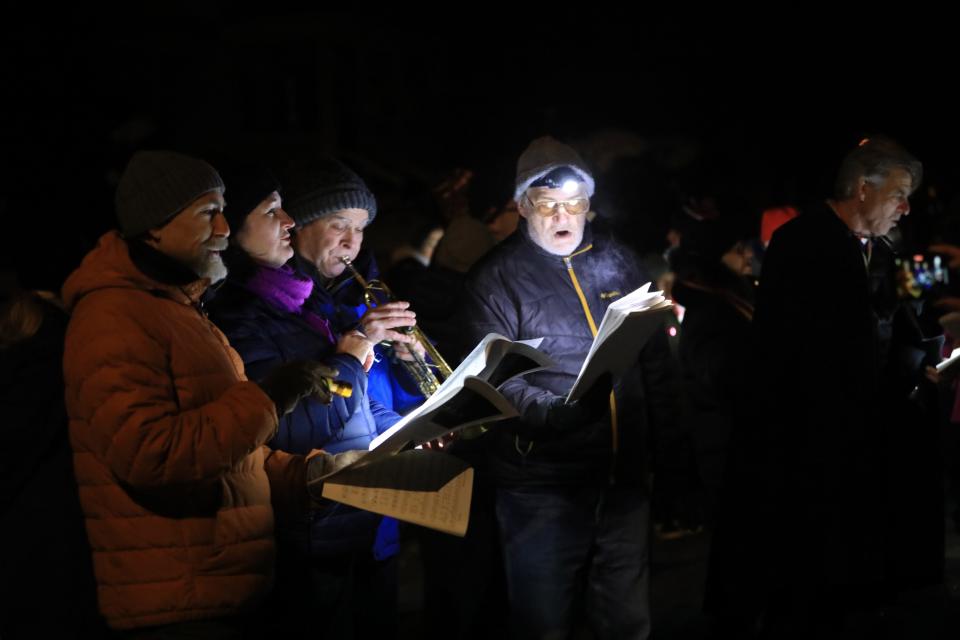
[207,271,398,559]
[460,221,677,487]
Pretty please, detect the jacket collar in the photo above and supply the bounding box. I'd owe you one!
[127,239,210,304]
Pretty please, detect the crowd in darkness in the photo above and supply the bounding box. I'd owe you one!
[2,10,960,640]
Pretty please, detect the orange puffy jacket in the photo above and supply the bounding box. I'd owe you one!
[62,231,306,630]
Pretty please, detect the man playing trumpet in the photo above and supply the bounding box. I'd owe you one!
[287,157,428,414]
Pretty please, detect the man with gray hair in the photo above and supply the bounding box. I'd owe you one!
[710,136,944,635]
[459,136,677,639]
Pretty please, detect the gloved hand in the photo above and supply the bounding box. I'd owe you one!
[548,373,613,432]
[259,360,339,417]
[306,449,367,499]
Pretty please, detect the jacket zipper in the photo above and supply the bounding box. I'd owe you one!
[562,246,619,483]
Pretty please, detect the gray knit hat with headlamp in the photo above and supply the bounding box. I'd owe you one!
[514,136,595,202]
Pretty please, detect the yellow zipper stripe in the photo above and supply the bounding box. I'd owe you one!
[565,259,599,337]
[563,249,619,475]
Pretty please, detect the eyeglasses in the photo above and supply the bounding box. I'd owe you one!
[524,194,590,217]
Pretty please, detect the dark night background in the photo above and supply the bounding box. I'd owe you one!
[1,6,957,288]
[2,6,960,636]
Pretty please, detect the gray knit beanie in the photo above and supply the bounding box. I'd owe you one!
[115,151,224,237]
[286,158,377,228]
[514,136,595,202]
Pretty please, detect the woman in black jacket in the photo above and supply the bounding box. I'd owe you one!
[207,166,400,638]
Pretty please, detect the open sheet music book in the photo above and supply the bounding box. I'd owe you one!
[566,283,673,403]
[318,334,553,535]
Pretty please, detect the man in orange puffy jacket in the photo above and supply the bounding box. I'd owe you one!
[62,151,351,636]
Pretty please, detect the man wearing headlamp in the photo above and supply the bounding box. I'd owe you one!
[460,136,677,640]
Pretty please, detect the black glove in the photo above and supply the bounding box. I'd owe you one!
[259,360,339,417]
[306,449,367,500]
[547,373,613,432]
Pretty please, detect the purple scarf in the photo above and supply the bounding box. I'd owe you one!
[244,264,336,345]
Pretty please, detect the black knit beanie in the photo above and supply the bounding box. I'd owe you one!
[220,165,282,233]
[115,151,224,237]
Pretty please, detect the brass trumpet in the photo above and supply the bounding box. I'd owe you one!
[339,256,453,397]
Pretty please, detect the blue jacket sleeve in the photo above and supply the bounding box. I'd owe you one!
[212,310,370,454]
[369,398,401,435]
[272,353,372,454]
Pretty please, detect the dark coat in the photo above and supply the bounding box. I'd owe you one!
[670,269,754,520]
[208,278,397,455]
[1,295,104,638]
[460,221,677,487]
[708,205,943,623]
[207,273,398,559]
[385,257,468,364]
